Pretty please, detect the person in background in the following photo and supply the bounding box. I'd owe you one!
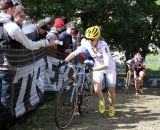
[53,18,65,36]
[35,19,49,40]
[43,16,54,31]
[58,21,76,55]
[13,5,25,28]
[72,28,81,64]
[25,17,54,41]
[46,27,63,49]
[126,51,146,95]
[0,0,56,50]
[61,16,68,31]
[0,0,56,109]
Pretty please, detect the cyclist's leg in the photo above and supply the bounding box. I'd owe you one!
[105,69,116,117]
[108,88,115,106]
[92,71,105,113]
[134,70,139,95]
[138,69,146,94]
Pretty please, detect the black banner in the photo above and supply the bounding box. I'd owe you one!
[0,47,72,125]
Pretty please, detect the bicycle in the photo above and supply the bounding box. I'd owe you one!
[124,63,133,94]
[55,63,93,129]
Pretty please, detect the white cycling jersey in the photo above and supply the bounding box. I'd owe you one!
[73,38,116,71]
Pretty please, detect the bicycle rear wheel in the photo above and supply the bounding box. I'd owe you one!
[125,84,129,94]
[55,79,78,129]
[78,79,93,116]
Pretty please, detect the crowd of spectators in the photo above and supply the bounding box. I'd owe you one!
[0,0,83,66]
[0,0,81,109]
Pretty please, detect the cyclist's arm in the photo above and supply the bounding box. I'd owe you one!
[92,65,108,71]
[65,53,75,62]
[65,46,86,62]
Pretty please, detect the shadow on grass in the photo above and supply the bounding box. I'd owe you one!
[9,87,160,130]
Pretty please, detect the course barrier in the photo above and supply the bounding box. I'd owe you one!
[0,47,159,125]
[0,47,75,125]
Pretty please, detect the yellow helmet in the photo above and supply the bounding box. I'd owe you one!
[85,25,101,39]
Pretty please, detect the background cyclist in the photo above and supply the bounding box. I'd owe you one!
[127,50,146,95]
[62,25,117,117]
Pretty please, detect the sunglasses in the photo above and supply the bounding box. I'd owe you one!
[19,15,25,18]
[86,38,96,42]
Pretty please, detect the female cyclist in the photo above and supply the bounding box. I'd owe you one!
[127,52,146,95]
[62,25,116,117]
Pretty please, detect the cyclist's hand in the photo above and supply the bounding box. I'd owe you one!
[84,60,94,68]
[58,60,67,67]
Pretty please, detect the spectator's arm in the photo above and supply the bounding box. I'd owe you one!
[6,22,53,50]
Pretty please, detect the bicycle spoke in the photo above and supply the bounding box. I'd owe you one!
[55,80,77,129]
[78,80,93,116]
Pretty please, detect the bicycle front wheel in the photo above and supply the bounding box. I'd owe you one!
[55,79,78,129]
[78,79,93,116]
[125,71,132,94]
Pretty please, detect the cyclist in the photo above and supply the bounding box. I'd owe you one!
[62,25,116,117]
[126,52,146,95]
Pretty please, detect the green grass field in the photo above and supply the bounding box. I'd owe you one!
[145,50,160,77]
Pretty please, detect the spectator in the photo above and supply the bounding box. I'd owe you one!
[43,16,54,31]
[61,16,68,31]
[72,28,81,64]
[46,27,63,49]
[0,0,56,109]
[35,19,49,40]
[53,18,65,36]
[61,16,68,25]
[13,5,25,28]
[0,0,56,50]
[25,17,54,41]
[58,21,76,54]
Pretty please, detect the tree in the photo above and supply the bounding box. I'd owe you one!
[20,0,160,59]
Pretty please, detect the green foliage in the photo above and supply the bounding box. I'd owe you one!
[145,50,160,77]
[19,0,160,57]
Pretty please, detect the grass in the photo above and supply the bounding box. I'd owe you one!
[10,94,57,130]
[145,50,160,77]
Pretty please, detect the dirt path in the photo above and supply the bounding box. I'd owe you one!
[10,87,160,130]
[63,87,160,130]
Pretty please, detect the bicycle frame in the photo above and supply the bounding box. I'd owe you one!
[55,63,93,129]
[125,64,133,94]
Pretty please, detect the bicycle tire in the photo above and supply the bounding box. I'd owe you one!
[78,79,93,116]
[125,70,132,94]
[55,79,78,129]
[125,84,129,94]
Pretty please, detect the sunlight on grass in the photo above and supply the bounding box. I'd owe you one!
[145,51,160,77]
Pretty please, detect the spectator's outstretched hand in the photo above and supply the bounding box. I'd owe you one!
[46,32,63,46]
